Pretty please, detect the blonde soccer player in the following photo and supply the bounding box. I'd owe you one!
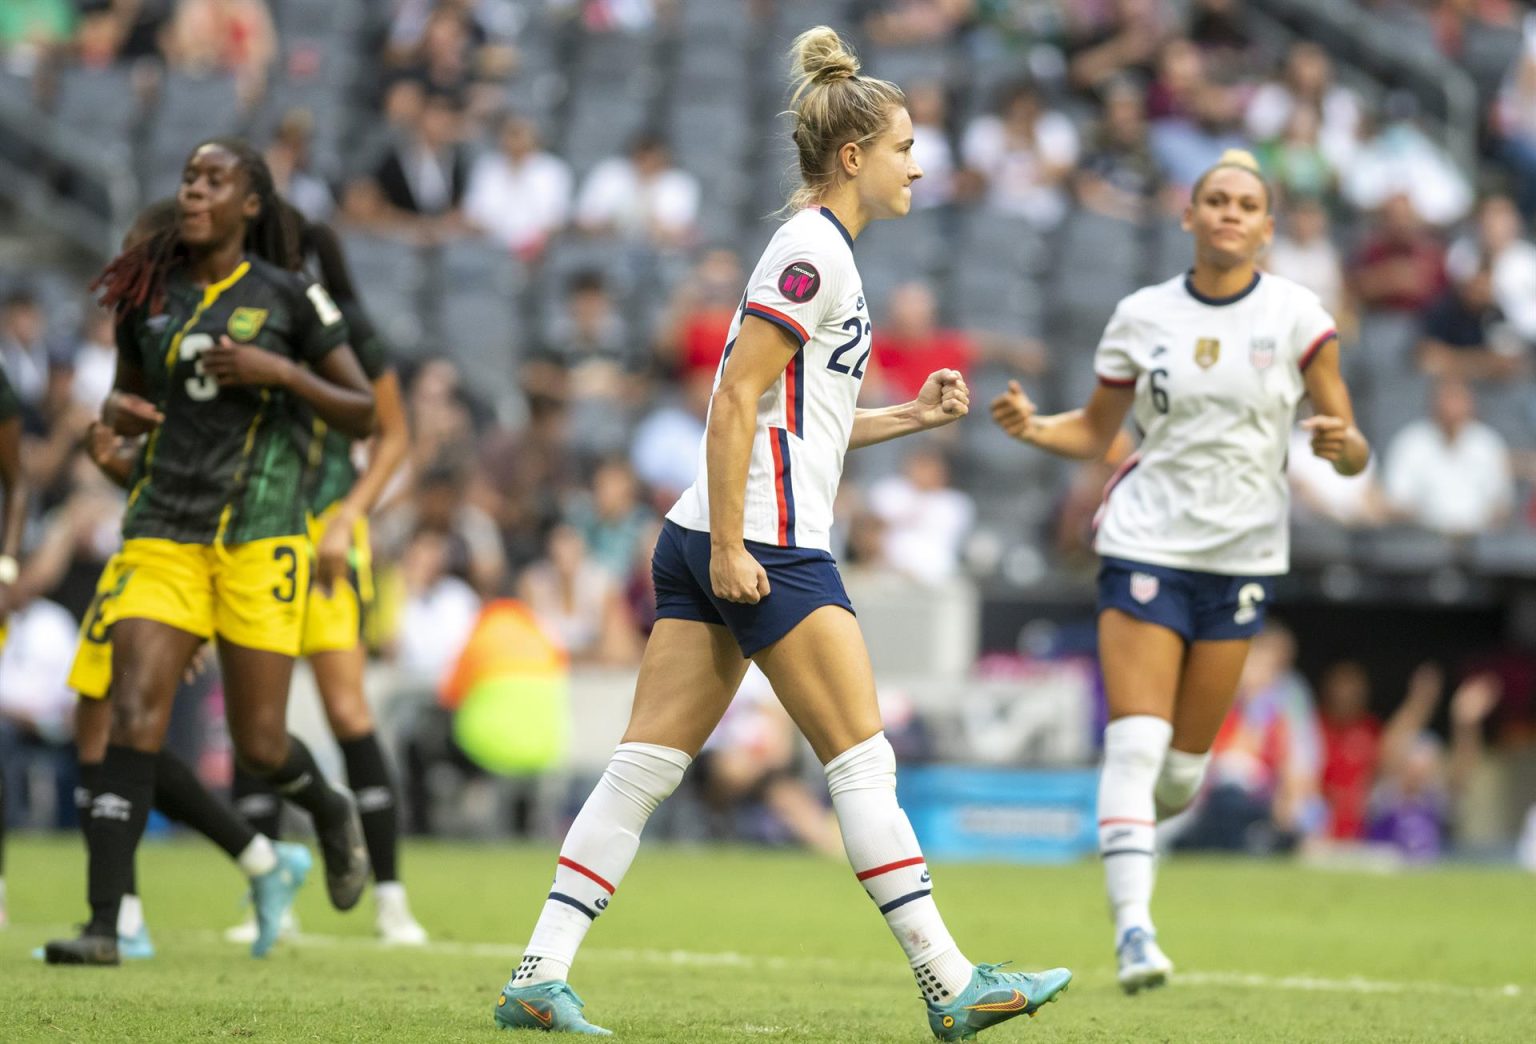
[492,26,1071,1040]
[992,150,1370,992]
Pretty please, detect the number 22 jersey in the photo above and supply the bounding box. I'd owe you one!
[1092,271,1337,576]
[668,206,871,553]
[117,256,349,546]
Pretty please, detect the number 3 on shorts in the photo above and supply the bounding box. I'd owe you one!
[272,545,299,603]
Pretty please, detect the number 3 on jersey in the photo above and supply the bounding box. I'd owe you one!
[828,317,870,379]
[180,332,218,401]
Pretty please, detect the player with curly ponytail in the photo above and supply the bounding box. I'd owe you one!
[490,26,1070,1040]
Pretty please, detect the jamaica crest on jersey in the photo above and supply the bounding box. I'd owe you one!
[1249,335,1276,371]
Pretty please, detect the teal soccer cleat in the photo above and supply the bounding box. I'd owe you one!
[495,981,612,1035]
[250,842,312,958]
[927,962,1072,1041]
[118,922,156,960]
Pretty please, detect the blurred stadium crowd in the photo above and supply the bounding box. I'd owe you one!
[2,0,1536,863]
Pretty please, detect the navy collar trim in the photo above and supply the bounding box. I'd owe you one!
[817,206,855,250]
[1184,269,1260,306]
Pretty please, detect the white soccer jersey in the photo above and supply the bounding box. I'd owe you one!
[1093,271,1338,576]
[667,206,871,551]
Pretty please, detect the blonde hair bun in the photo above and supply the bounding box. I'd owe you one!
[1217,148,1262,173]
[790,26,860,99]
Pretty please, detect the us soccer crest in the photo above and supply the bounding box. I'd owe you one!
[1249,336,1276,370]
[228,307,268,341]
[1130,572,1159,604]
[1194,337,1220,369]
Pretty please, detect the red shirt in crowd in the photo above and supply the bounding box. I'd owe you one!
[1320,714,1382,839]
[870,329,977,401]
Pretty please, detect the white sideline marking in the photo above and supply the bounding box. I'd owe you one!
[240,930,1531,1001]
[13,925,1527,1001]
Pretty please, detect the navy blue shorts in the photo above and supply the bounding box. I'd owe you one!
[652,520,855,656]
[1096,556,1273,644]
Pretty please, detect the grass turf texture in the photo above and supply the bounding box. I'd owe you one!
[2,837,1532,1042]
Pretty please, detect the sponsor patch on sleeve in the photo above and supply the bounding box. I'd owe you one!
[778,261,821,303]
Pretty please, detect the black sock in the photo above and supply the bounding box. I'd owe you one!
[232,767,282,842]
[339,733,400,884]
[154,750,257,860]
[86,746,156,938]
[255,735,346,827]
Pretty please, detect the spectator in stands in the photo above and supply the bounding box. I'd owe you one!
[477,391,573,574]
[1184,0,1257,82]
[402,356,477,481]
[57,305,116,416]
[524,272,638,454]
[1349,192,1447,316]
[1342,101,1473,227]
[1177,623,1325,853]
[1367,664,1502,862]
[391,528,483,682]
[575,132,700,249]
[0,0,75,76]
[0,288,56,427]
[1245,41,1362,173]
[1145,39,1246,192]
[653,247,742,380]
[961,80,1079,230]
[383,1,511,111]
[378,457,508,598]
[1495,16,1536,218]
[1256,106,1336,207]
[463,111,572,261]
[1288,423,1389,528]
[1417,261,1527,383]
[345,88,471,243]
[1384,377,1515,535]
[1266,196,1348,324]
[159,0,276,109]
[562,456,655,580]
[867,281,1043,407]
[866,447,975,587]
[516,523,641,667]
[630,368,711,508]
[263,108,336,223]
[856,0,972,47]
[0,595,80,830]
[1074,78,1162,224]
[1065,0,1168,96]
[1316,660,1384,840]
[905,80,957,209]
[1444,193,1536,347]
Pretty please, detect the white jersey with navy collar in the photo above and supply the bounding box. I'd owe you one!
[1093,271,1338,576]
[667,206,871,552]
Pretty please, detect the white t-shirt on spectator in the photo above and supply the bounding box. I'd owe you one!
[1266,236,1347,320]
[465,150,574,253]
[68,339,117,414]
[1446,234,1536,345]
[576,158,700,242]
[1287,428,1379,526]
[0,598,80,739]
[1342,124,1472,227]
[867,474,975,586]
[1384,419,1514,535]
[397,576,481,681]
[910,122,956,209]
[961,111,1079,228]
[1244,83,1361,169]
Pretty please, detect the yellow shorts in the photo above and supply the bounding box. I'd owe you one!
[68,553,133,700]
[112,535,311,657]
[301,509,373,657]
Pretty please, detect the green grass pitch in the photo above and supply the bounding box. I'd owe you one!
[2,836,1532,1042]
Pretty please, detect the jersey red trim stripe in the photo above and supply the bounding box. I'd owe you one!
[783,350,803,436]
[1299,328,1337,371]
[1092,451,1142,535]
[1097,373,1137,388]
[558,856,616,894]
[745,302,809,345]
[769,428,790,545]
[1097,817,1155,827]
[856,856,926,881]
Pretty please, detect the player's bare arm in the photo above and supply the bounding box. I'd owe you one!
[317,369,409,595]
[1299,335,1370,476]
[992,379,1133,460]
[848,368,969,449]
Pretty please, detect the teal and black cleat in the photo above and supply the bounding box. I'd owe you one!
[927,962,1072,1041]
[494,981,612,1035]
[250,842,312,958]
[118,922,156,960]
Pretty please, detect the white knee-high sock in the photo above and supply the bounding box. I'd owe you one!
[516,742,691,985]
[1155,748,1211,820]
[1098,716,1172,942]
[826,732,973,1006]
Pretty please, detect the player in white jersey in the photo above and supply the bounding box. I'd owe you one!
[992,150,1370,992]
[494,27,1071,1040]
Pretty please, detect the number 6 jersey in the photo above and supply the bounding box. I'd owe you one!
[668,206,872,552]
[1092,271,1337,576]
[116,256,350,545]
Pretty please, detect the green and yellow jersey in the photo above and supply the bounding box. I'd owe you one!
[303,303,388,516]
[117,256,350,545]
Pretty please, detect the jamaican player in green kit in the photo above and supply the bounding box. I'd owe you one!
[46,138,376,965]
